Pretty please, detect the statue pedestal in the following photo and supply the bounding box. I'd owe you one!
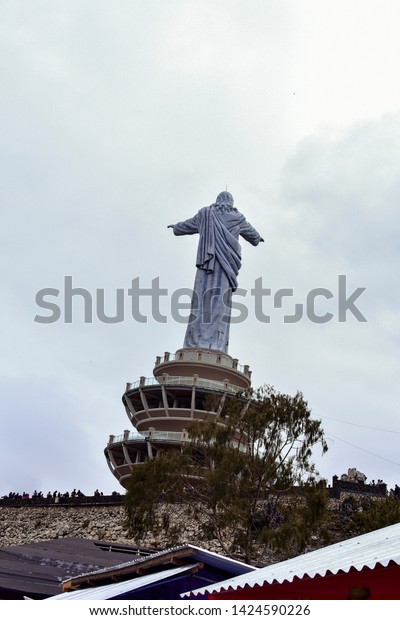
[153,348,251,389]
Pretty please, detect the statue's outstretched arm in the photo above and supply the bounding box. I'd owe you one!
[239,219,264,246]
[168,212,199,236]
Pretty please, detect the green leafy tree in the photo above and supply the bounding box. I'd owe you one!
[353,496,400,533]
[125,385,329,563]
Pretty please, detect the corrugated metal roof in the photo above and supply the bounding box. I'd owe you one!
[50,565,200,600]
[60,544,192,584]
[179,545,255,575]
[61,543,254,587]
[0,537,151,597]
[182,522,400,597]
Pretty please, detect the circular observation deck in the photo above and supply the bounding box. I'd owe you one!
[105,348,252,488]
[154,348,251,390]
[104,429,192,489]
[122,374,248,434]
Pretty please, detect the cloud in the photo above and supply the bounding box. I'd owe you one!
[0,377,101,495]
[1,1,400,497]
[281,115,400,265]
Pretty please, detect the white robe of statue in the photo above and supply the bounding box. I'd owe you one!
[170,191,263,353]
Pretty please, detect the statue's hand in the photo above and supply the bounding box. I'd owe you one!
[167,225,175,229]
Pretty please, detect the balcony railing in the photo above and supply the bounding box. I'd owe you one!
[109,430,190,446]
[154,350,250,375]
[126,375,242,394]
[108,430,249,453]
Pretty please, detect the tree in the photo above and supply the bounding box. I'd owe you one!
[125,385,329,564]
[352,496,400,534]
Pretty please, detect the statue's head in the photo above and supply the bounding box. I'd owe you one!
[215,191,234,210]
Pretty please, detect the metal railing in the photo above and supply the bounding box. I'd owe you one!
[109,430,190,445]
[108,430,249,453]
[155,350,249,374]
[126,376,241,394]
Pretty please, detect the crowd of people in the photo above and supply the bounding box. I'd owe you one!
[1,489,121,500]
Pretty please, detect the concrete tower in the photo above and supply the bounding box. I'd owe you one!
[105,348,252,488]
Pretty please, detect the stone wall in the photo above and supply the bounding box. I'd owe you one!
[0,504,126,548]
[0,490,392,562]
[331,476,387,498]
[0,503,217,552]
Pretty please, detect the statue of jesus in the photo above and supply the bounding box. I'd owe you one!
[168,191,264,354]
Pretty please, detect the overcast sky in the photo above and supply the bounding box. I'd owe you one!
[1,0,400,496]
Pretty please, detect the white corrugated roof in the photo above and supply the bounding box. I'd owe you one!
[47,544,254,600]
[58,543,254,586]
[182,544,255,575]
[182,522,400,597]
[49,564,199,600]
